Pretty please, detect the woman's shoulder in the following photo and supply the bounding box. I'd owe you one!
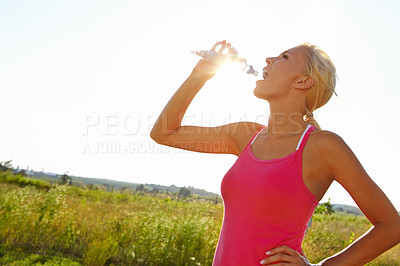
[311,128,341,138]
[228,121,265,154]
[306,129,354,174]
[228,121,265,138]
[309,128,348,153]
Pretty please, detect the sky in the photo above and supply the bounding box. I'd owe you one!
[1,0,399,209]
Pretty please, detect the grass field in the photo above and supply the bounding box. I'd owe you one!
[0,171,399,265]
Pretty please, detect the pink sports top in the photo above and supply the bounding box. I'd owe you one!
[213,124,318,265]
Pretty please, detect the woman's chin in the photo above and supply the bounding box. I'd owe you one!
[253,88,267,100]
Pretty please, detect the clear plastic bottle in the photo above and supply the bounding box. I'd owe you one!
[190,42,259,77]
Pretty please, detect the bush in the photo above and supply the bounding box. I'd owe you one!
[0,171,51,190]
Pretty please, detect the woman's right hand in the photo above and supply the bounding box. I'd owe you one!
[190,59,222,81]
[190,40,235,81]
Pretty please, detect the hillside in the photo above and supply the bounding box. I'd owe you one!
[332,203,364,216]
[19,168,219,198]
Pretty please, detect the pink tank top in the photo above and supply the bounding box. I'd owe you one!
[213,124,318,265]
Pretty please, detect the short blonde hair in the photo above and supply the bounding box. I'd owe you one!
[298,43,337,129]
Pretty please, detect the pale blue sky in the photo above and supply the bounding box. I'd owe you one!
[1,0,399,209]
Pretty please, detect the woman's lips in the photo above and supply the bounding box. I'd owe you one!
[263,69,269,79]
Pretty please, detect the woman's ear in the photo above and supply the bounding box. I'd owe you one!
[294,76,314,90]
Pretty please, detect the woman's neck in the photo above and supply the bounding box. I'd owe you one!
[265,110,308,138]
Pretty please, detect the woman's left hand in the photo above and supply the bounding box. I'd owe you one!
[259,245,314,265]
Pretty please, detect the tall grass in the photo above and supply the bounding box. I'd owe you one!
[304,213,400,265]
[0,173,398,265]
[0,178,221,265]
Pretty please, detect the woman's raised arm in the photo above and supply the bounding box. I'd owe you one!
[150,51,263,156]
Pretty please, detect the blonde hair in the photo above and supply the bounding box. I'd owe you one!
[298,43,337,129]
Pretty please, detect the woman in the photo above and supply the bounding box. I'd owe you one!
[150,40,400,265]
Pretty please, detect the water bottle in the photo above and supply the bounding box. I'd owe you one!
[190,42,259,77]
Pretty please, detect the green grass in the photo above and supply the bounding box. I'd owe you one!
[0,170,51,190]
[0,174,221,265]
[0,172,398,265]
[304,213,400,265]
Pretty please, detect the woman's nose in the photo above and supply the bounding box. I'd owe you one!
[265,57,272,65]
